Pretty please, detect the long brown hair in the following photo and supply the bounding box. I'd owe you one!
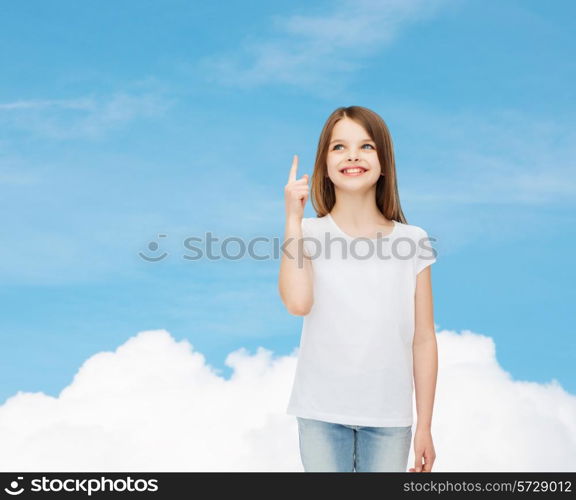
[310,106,408,224]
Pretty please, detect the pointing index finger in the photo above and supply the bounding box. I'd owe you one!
[288,154,298,183]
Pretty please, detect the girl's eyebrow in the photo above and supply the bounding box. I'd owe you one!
[329,138,374,144]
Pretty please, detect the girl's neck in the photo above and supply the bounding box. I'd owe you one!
[330,193,387,226]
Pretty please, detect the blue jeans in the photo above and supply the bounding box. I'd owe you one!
[296,416,412,472]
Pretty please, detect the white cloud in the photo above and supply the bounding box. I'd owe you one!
[196,0,454,94]
[396,107,576,206]
[0,327,574,471]
[0,92,173,140]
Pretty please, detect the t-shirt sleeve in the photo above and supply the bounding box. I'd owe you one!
[415,227,437,275]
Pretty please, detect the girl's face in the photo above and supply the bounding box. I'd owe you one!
[326,117,381,192]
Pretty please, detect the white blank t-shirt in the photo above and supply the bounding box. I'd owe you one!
[286,213,437,427]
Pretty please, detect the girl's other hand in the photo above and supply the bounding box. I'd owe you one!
[408,428,436,472]
[284,154,309,220]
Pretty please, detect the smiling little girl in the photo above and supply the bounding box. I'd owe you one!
[279,105,438,473]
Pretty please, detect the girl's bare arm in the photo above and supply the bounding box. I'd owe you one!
[411,266,438,472]
[278,155,314,316]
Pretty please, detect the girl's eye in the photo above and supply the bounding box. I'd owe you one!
[332,143,375,150]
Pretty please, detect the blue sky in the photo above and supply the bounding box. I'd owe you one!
[1,0,575,412]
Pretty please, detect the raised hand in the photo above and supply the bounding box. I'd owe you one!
[284,154,309,220]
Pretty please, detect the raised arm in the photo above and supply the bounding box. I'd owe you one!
[278,154,314,316]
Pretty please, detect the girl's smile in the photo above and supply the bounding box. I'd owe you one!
[340,166,368,176]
